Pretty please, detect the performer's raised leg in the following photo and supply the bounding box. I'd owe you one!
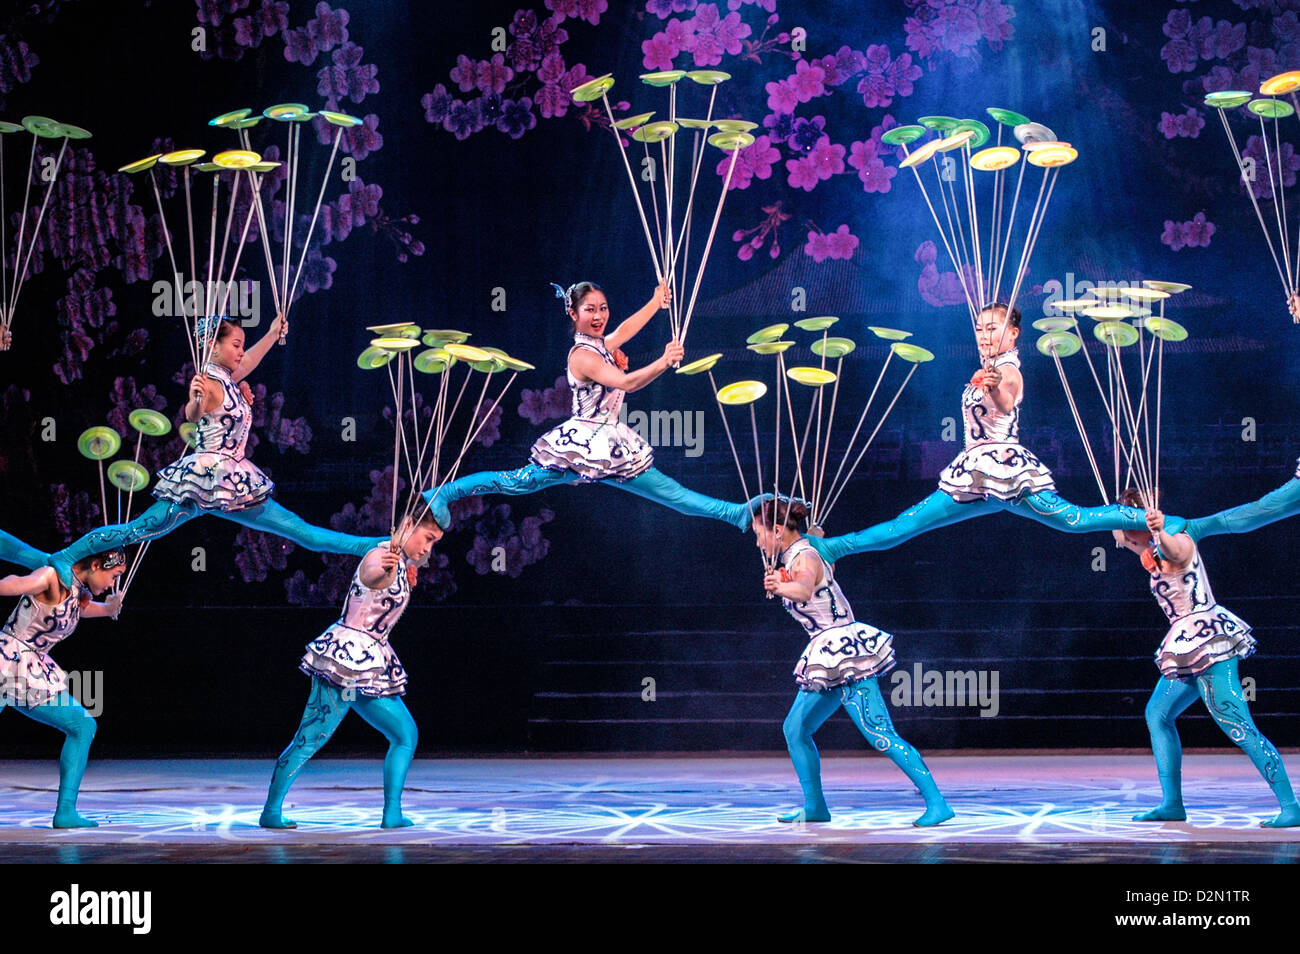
[48,500,198,584]
[1186,476,1300,540]
[0,530,49,571]
[219,500,381,556]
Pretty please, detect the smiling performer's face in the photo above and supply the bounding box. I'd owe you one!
[570,289,610,337]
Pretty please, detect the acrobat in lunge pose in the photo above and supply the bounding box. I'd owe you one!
[0,549,125,828]
[755,499,952,827]
[259,512,441,830]
[807,303,1187,565]
[1113,496,1299,828]
[425,282,757,530]
[46,316,377,583]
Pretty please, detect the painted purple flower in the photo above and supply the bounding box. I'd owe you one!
[806,136,846,181]
[648,0,698,16]
[444,99,482,140]
[788,115,827,153]
[342,113,383,160]
[689,3,750,66]
[252,0,289,36]
[1161,213,1215,252]
[643,30,682,71]
[507,9,545,72]
[786,155,820,191]
[473,403,503,447]
[518,376,572,425]
[916,240,970,306]
[50,484,100,543]
[234,527,294,582]
[0,35,39,101]
[763,112,795,144]
[788,58,827,102]
[765,78,799,114]
[1242,134,1300,200]
[476,53,514,95]
[848,138,896,193]
[317,41,379,105]
[306,1,348,53]
[1158,108,1205,139]
[824,224,858,259]
[195,0,247,27]
[450,54,478,93]
[904,0,1012,67]
[283,26,318,64]
[717,133,780,190]
[497,97,537,139]
[1198,18,1246,61]
[422,84,453,124]
[297,250,336,294]
[728,0,775,9]
[547,0,608,26]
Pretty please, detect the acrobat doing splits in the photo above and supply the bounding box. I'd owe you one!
[43,316,378,584]
[423,282,757,530]
[807,303,1187,565]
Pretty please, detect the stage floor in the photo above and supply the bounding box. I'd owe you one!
[3,754,1298,863]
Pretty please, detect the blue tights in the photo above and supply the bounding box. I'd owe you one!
[1187,477,1300,541]
[781,677,953,826]
[1135,657,1300,827]
[48,499,380,584]
[424,463,757,532]
[10,691,98,828]
[0,529,49,571]
[807,489,1187,564]
[260,678,419,829]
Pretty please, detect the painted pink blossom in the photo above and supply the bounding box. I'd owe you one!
[1160,212,1215,251]
[788,59,827,103]
[688,3,750,66]
[805,136,846,182]
[546,0,608,26]
[1242,134,1300,200]
[643,30,681,71]
[848,138,896,193]
[716,134,780,190]
[765,78,799,114]
[786,155,820,191]
[1158,108,1205,139]
[805,225,858,262]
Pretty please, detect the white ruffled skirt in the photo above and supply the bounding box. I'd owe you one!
[154,452,274,512]
[530,416,654,481]
[939,441,1055,502]
[299,625,408,698]
[794,622,896,692]
[1156,607,1256,678]
[0,634,68,707]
